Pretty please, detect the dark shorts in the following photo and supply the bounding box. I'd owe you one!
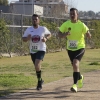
[67,48,85,64]
[30,51,45,64]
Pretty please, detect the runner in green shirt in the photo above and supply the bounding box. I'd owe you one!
[58,8,91,92]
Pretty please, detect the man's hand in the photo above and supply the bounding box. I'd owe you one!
[41,37,47,42]
[58,31,70,38]
[27,34,31,40]
[66,31,70,35]
[86,31,91,39]
[41,34,51,42]
[22,34,31,42]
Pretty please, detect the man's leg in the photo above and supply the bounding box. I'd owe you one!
[71,49,85,92]
[35,59,42,81]
[70,59,80,92]
[68,49,85,92]
[35,51,45,90]
[72,59,84,89]
[73,59,80,83]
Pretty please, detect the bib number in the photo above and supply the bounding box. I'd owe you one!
[68,40,78,49]
[31,43,40,52]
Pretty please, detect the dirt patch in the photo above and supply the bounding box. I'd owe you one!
[1,70,100,100]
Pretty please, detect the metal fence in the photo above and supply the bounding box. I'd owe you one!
[0,12,68,57]
[0,12,100,57]
[1,12,97,32]
[0,12,68,36]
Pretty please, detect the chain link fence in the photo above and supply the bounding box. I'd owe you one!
[0,12,99,57]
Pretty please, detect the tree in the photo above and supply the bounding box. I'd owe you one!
[87,20,100,49]
[0,0,3,5]
[0,0,8,6]
[0,19,11,57]
[87,11,95,17]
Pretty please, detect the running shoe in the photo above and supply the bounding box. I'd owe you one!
[36,79,44,90]
[70,84,77,92]
[77,75,84,88]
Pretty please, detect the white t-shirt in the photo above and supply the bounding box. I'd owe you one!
[23,26,51,53]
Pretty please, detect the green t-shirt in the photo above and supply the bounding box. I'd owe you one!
[59,20,89,51]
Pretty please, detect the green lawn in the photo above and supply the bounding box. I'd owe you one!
[0,49,100,96]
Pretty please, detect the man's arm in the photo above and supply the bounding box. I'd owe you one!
[45,34,51,40]
[58,31,70,38]
[86,31,91,39]
[22,34,31,42]
[42,34,51,42]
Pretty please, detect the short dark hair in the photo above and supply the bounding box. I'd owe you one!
[70,8,78,14]
[32,14,40,18]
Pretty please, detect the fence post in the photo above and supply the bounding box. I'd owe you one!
[0,10,2,18]
[21,14,23,45]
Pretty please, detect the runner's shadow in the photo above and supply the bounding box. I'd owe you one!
[79,90,100,92]
[0,89,70,99]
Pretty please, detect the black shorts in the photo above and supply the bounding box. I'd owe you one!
[30,51,45,64]
[67,48,85,64]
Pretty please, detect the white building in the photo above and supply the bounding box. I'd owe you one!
[10,1,43,15]
[10,0,68,17]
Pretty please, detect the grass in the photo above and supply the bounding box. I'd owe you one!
[0,49,100,96]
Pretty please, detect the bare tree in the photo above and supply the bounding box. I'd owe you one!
[64,0,78,9]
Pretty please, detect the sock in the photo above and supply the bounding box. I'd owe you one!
[73,72,79,84]
[78,72,82,80]
[36,70,42,81]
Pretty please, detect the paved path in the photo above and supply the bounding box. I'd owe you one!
[0,70,100,100]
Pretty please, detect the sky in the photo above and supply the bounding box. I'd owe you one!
[8,0,100,13]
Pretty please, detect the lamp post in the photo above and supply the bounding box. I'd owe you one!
[32,0,34,14]
[23,0,25,14]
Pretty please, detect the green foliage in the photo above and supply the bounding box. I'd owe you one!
[46,36,66,52]
[40,18,57,31]
[88,20,100,48]
[0,19,11,56]
[0,0,8,6]
[89,62,100,65]
[2,15,100,56]
[0,0,3,5]
[39,18,66,52]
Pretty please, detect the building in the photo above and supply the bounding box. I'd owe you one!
[10,0,68,17]
[37,0,68,17]
[0,5,10,13]
[10,1,43,15]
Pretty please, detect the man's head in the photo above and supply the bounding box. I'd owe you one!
[32,14,40,27]
[70,8,78,21]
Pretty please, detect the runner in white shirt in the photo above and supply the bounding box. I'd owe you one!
[22,14,51,90]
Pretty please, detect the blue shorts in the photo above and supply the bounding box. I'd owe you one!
[30,51,45,64]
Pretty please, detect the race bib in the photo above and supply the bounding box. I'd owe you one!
[68,40,78,49]
[31,43,40,52]
[31,35,40,52]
